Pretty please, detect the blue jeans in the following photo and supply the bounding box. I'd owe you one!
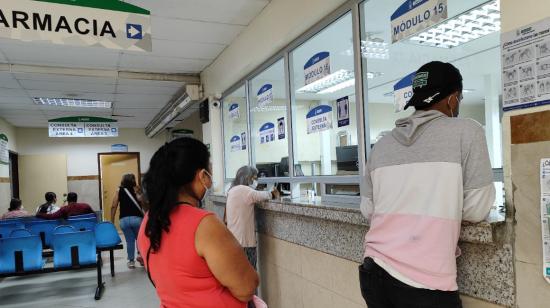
[120,216,143,261]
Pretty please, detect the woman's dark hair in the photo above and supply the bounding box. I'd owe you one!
[144,137,210,252]
[9,198,22,211]
[45,192,56,203]
[120,173,137,189]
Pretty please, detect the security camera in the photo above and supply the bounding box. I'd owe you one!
[212,100,221,109]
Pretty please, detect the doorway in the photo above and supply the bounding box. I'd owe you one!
[8,151,19,199]
[98,153,140,229]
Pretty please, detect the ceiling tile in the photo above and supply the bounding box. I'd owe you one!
[115,94,173,108]
[14,73,117,85]
[117,78,182,88]
[118,54,210,73]
[0,88,29,97]
[152,18,244,45]
[0,96,35,105]
[0,38,120,69]
[19,80,116,94]
[126,0,269,25]
[117,84,181,95]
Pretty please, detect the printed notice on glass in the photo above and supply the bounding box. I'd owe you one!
[307,105,333,134]
[230,135,241,152]
[229,103,240,119]
[0,133,8,165]
[391,0,447,43]
[540,158,550,284]
[259,122,275,144]
[502,17,550,111]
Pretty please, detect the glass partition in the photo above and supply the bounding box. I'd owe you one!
[290,12,359,177]
[249,59,290,177]
[223,85,249,179]
[361,0,502,168]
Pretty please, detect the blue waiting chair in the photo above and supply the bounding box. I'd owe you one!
[0,234,44,273]
[52,230,96,268]
[0,223,23,239]
[68,213,97,220]
[95,222,121,248]
[67,218,97,232]
[26,220,61,247]
[9,229,32,237]
[54,225,76,234]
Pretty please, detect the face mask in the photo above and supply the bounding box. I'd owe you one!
[250,180,258,189]
[200,170,213,203]
[447,95,459,118]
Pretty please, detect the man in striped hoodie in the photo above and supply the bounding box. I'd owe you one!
[359,61,495,308]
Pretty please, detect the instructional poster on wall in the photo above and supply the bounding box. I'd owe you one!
[540,158,550,284]
[259,122,275,144]
[502,17,550,111]
[277,117,285,140]
[0,133,8,165]
[241,132,247,150]
[337,96,350,127]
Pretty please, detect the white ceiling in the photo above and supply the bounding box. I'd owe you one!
[0,0,270,128]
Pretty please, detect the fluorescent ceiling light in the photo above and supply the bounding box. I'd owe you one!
[297,69,381,94]
[33,97,112,109]
[408,0,500,48]
[341,40,390,59]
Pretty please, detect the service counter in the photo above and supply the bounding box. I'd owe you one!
[207,194,514,307]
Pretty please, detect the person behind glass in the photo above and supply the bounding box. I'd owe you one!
[37,192,94,219]
[226,166,279,269]
[111,173,145,269]
[1,198,31,219]
[359,62,494,308]
[36,192,60,214]
[137,137,258,308]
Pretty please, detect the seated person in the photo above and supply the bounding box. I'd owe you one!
[36,192,60,214]
[1,198,31,219]
[37,192,94,219]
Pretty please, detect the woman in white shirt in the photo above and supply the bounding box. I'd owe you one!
[226,166,279,269]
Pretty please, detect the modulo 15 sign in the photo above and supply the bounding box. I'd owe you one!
[48,116,119,137]
[0,0,152,52]
[391,0,447,43]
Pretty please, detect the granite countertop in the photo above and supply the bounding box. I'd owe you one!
[209,194,505,245]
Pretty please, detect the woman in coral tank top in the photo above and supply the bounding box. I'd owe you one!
[137,137,259,308]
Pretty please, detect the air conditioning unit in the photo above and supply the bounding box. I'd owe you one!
[145,84,201,138]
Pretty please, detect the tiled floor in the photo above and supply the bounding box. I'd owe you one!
[0,247,159,308]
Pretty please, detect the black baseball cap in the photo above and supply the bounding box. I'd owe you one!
[404,61,463,110]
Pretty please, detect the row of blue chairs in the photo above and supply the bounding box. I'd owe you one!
[0,221,121,274]
[0,215,98,247]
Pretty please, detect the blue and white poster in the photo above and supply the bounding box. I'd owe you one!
[259,122,275,144]
[394,72,416,112]
[241,132,247,150]
[307,105,333,134]
[257,84,274,107]
[337,96,350,127]
[391,0,447,43]
[277,117,285,140]
[230,135,241,152]
[229,103,240,119]
[304,52,331,85]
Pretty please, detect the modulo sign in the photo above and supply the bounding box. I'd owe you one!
[391,0,447,43]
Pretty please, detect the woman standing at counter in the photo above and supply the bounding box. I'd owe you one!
[226,166,279,269]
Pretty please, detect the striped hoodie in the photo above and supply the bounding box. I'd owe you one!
[361,110,495,291]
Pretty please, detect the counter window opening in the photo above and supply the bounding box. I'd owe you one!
[220,0,503,211]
